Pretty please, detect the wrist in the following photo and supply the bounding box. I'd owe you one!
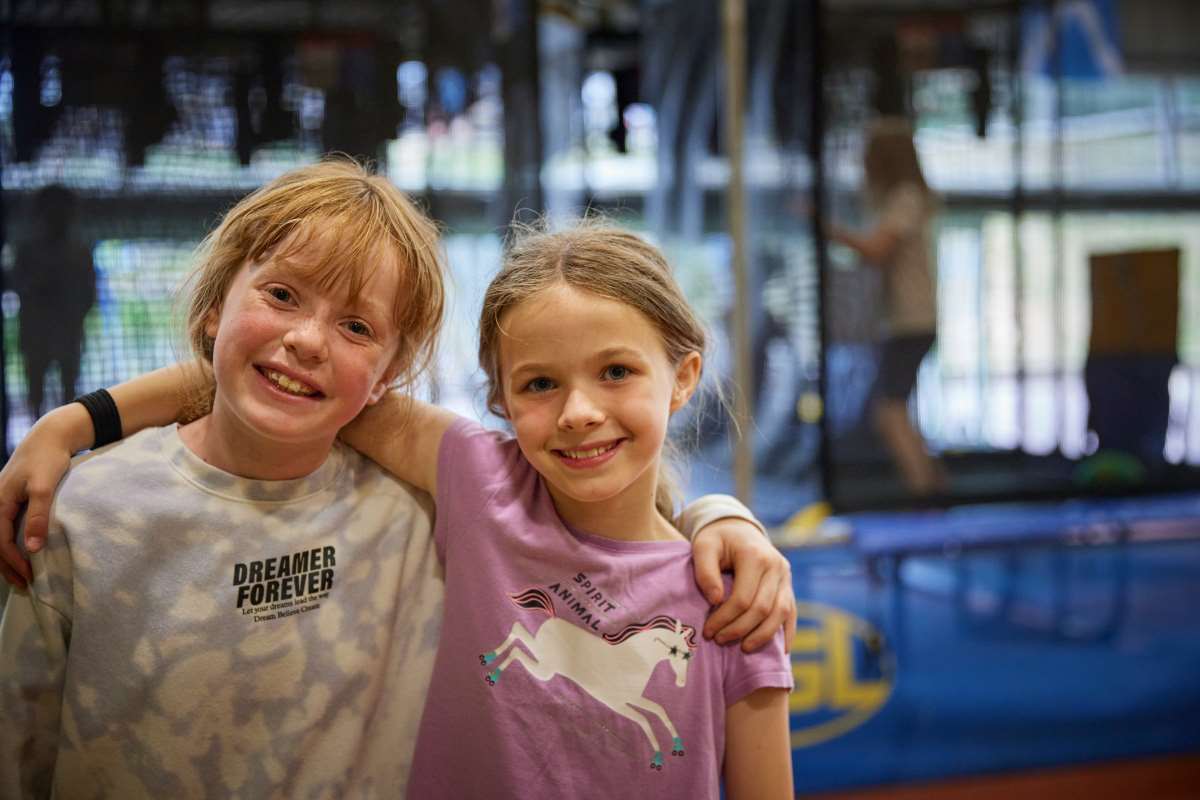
[679,494,766,541]
[73,388,123,450]
[33,401,96,454]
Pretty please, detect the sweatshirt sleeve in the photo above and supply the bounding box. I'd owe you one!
[0,530,73,799]
[677,494,766,541]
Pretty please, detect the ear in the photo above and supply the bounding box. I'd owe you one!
[365,358,402,406]
[670,351,703,413]
[203,306,221,340]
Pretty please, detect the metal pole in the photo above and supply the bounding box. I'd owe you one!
[809,0,832,506]
[1011,0,1026,454]
[722,0,754,504]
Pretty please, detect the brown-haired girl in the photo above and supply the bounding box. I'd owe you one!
[343,221,794,798]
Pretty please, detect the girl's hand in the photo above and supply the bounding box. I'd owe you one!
[693,518,797,653]
[0,407,84,587]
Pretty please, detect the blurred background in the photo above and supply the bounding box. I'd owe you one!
[2,0,1198,796]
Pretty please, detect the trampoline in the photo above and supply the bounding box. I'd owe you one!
[783,492,1200,795]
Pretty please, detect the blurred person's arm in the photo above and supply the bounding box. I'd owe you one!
[827,223,900,267]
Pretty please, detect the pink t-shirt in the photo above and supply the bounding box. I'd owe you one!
[406,420,792,798]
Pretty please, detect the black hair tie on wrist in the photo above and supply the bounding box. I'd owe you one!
[73,388,123,449]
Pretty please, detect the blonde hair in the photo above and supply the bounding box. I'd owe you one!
[479,221,707,523]
[863,117,929,208]
[182,158,445,413]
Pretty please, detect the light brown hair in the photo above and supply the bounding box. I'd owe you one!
[863,117,929,208]
[479,220,707,523]
[182,158,445,411]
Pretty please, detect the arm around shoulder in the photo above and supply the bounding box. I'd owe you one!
[724,686,793,800]
[339,393,459,495]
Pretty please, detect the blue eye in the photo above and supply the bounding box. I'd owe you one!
[603,365,630,381]
[268,286,293,303]
[526,377,555,393]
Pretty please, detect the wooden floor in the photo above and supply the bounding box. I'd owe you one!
[807,753,1200,800]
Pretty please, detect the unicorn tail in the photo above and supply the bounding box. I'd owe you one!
[509,588,555,617]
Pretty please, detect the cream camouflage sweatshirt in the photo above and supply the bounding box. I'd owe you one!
[0,426,442,799]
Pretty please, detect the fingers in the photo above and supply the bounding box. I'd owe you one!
[741,575,798,654]
[705,550,797,654]
[0,558,26,589]
[702,548,775,642]
[21,483,55,554]
[0,500,31,587]
[783,591,798,652]
[691,534,726,607]
[714,568,781,647]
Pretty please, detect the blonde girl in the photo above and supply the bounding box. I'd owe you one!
[1,159,449,795]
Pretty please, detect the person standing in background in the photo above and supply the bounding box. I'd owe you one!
[12,185,97,420]
[829,118,945,496]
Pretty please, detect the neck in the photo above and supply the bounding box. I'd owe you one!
[548,470,685,543]
[178,410,332,481]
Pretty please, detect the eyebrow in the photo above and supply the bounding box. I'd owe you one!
[506,347,647,376]
[345,295,390,321]
[594,347,644,361]
[257,263,393,325]
[506,361,547,379]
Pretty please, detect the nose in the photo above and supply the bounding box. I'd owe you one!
[557,387,605,431]
[282,316,329,363]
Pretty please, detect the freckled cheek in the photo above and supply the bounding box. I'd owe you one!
[329,346,387,397]
[214,309,281,353]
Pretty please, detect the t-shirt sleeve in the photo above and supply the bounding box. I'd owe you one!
[878,183,925,238]
[433,418,526,560]
[720,576,794,704]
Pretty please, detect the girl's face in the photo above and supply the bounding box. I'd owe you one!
[202,244,402,471]
[497,284,701,528]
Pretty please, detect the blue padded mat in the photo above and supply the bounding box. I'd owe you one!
[846,493,1200,556]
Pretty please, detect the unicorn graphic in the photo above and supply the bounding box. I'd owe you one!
[480,588,698,771]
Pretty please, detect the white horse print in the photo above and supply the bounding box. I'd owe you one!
[480,588,699,770]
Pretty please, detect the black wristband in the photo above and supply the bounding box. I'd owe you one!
[74,389,123,449]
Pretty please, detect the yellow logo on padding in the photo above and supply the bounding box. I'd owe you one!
[789,601,895,748]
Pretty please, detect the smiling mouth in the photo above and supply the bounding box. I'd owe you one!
[556,441,621,460]
[257,367,320,397]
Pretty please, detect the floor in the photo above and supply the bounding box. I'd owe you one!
[808,753,1200,799]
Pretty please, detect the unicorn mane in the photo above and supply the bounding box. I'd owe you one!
[509,588,556,616]
[603,615,698,650]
